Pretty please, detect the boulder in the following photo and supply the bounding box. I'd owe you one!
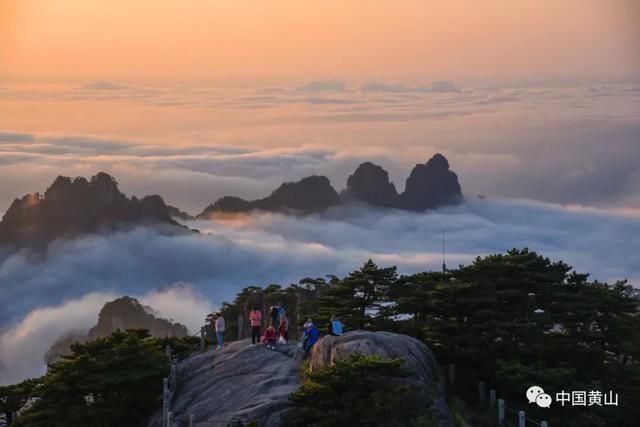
[146,340,301,427]
[309,331,453,426]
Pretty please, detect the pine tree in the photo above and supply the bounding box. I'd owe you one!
[385,271,449,339]
[319,260,397,330]
[5,329,170,427]
[282,353,424,427]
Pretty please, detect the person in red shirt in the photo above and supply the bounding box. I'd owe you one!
[249,307,263,345]
[262,325,277,350]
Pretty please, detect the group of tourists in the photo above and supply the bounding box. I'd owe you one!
[211,305,345,357]
[249,303,289,350]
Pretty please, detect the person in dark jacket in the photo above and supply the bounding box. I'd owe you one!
[270,305,279,328]
[326,319,333,336]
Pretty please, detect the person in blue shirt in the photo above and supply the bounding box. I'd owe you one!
[331,317,344,336]
[303,321,319,357]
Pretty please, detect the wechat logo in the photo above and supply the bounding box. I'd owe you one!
[527,385,552,408]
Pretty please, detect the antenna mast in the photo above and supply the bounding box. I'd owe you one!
[442,231,447,273]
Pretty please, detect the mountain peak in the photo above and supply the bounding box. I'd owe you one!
[400,154,463,211]
[200,175,340,217]
[344,162,399,208]
[0,172,179,249]
[425,153,450,170]
[45,296,188,365]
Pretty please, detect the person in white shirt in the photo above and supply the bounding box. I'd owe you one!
[215,313,225,350]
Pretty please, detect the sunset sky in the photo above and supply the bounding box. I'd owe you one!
[2,0,639,84]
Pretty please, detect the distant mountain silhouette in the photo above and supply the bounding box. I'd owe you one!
[167,205,194,220]
[400,154,463,211]
[342,162,400,208]
[0,172,181,249]
[198,154,463,216]
[87,296,187,340]
[202,196,254,215]
[45,296,188,365]
[199,175,340,218]
[0,155,463,248]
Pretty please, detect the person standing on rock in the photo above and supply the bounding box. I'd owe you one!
[270,305,279,328]
[214,313,225,350]
[301,318,313,350]
[278,313,289,344]
[304,322,319,357]
[249,306,263,345]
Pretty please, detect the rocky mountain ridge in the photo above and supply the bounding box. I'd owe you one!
[199,175,340,217]
[198,153,463,217]
[0,172,181,249]
[0,153,463,248]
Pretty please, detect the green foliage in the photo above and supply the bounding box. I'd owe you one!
[290,277,334,327]
[385,271,449,339]
[282,353,426,427]
[318,259,397,330]
[0,378,39,418]
[217,285,264,340]
[227,421,259,427]
[154,335,202,360]
[1,329,175,427]
[392,249,640,427]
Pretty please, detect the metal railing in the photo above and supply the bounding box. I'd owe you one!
[169,414,253,427]
[162,345,178,427]
[162,326,213,427]
[447,364,549,427]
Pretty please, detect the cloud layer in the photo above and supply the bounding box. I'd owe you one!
[1,81,639,213]
[1,198,638,384]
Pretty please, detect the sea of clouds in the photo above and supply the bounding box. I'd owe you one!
[0,79,638,384]
[1,198,639,384]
